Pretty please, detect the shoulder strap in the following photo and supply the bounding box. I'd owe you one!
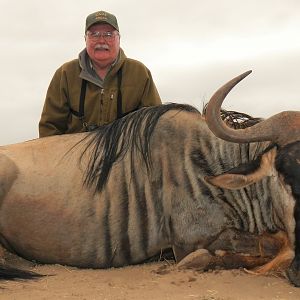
[78,79,87,119]
[70,79,87,119]
[117,69,123,119]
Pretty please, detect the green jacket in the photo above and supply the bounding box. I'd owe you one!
[39,48,162,137]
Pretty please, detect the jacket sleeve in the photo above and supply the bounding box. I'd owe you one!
[39,67,70,137]
[139,69,162,107]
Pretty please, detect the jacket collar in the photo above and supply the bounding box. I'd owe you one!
[78,48,126,88]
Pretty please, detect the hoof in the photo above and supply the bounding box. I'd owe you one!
[177,249,213,271]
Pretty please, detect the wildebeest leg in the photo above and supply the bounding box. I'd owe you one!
[207,228,282,257]
[174,228,276,270]
[176,229,286,271]
[245,231,294,274]
[177,248,274,271]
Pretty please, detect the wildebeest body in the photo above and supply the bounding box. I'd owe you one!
[0,104,294,269]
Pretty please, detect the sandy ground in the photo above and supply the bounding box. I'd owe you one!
[1,261,300,300]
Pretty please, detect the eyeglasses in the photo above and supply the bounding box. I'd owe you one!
[86,31,118,42]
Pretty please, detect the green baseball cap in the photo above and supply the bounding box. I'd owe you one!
[85,11,119,32]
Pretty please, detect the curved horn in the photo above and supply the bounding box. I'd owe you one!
[205,71,300,146]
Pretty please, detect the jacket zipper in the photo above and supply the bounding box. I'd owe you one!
[99,89,104,123]
[100,89,104,104]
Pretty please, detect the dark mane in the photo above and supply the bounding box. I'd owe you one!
[220,110,263,129]
[203,104,263,129]
[81,103,200,193]
[80,103,263,193]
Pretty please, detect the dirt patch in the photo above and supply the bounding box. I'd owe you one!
[1,261,300,300]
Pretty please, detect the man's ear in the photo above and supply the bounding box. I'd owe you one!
[205,147,277,190]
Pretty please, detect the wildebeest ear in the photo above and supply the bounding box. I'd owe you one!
[205,147,277,190]
[205,173,252,189]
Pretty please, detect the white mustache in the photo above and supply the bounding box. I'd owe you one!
[95,44,109,50]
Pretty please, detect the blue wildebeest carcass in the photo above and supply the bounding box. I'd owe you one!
[0,71,299,286]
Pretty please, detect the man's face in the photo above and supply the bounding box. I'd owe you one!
[85,23,120,67]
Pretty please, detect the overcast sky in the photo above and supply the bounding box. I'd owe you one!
[1,0,300,145]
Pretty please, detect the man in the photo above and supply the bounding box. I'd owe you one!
[39,10,162,137]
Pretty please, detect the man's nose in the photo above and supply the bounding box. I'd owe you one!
[98,35,106,42]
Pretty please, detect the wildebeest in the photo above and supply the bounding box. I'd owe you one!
[0,71,299,286]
